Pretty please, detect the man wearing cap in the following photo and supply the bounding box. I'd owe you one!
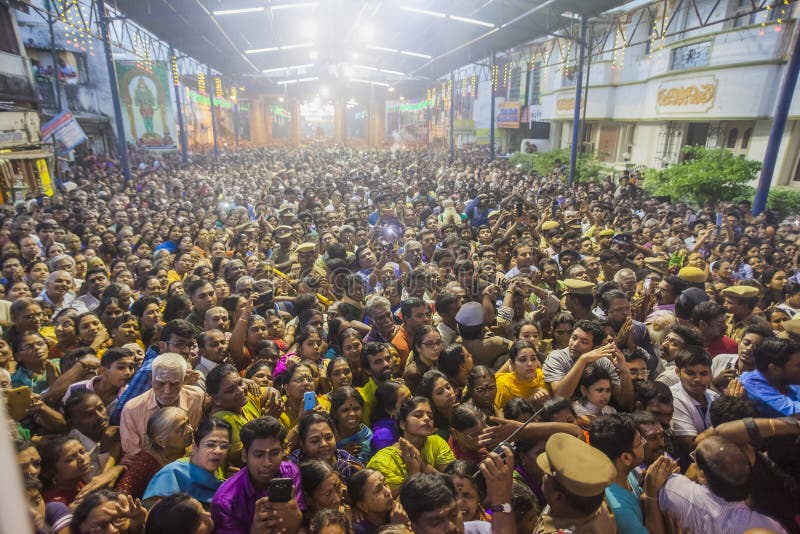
[533,433,617,534]
[677,266,707,290]
[722,285,770,343]
[539,221,562,258]
[563,278,600,321]
[456,301,512,368]
[590,414,675,534]
[293,242,319,279]
[271,225,296,272]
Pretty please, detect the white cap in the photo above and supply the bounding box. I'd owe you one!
[455,301,484,327]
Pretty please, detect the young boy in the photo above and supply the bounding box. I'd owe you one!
[669,346,718,462]
[63,347,137,411]
[211,416,302,534]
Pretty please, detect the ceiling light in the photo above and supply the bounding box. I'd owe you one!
[399,96,405,100]
[448,15,494,28]
[354,64,378,71]
[262,64,314,73]
[277,76,319,85]
[388,87,395,92]
[279,97,285,102]
[213,7,265,16]
[367,45,398,53]
[351,78,371,84]
[246,47,279,54]
[400,6,446,18]
[371,81,390,87]
[400,50,432,59]
[271,2,319,11]
[309,50,318,59]
[379,68,404,76]
[280,42,313,50]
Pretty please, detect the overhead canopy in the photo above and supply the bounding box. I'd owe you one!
[111,0,631,91]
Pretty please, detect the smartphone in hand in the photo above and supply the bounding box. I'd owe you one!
[303,391,317,412]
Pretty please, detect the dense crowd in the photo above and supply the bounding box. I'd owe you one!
[2,143,800,534]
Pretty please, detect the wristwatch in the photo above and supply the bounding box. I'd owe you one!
[488,503,512,514]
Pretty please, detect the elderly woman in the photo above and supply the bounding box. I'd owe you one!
[116,406,195,499]
[143,417,232,505]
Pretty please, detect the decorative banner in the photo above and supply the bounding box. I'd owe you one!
[41,110,87,153]
[453,119,475,136]
[497,101,521,128]
[36,159,54,197]
[114,60,177,149]
[656,75,717,114]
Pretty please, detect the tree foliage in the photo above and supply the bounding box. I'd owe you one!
[643,146,761,206]
[509,149,604,183]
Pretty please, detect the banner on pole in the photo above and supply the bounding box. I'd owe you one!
[497,102,521,128]
[114,60,177,149]
[41,110,87,153]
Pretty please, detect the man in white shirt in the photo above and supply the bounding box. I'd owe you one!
[658,436,786,533]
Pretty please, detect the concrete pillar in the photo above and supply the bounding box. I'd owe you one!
[334,98,346,144]
[290,98,301,146]
[264,99,273,144]
[250,96,267,146]
[370,97,385,147]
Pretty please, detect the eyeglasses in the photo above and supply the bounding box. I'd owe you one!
[200,441,231,451]
[473,385,497,395]
[421,340,444,348]
[292,375,315,384]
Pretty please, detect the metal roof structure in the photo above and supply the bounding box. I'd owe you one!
[110,0,631,91]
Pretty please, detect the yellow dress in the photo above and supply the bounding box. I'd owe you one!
[494,368,546,411]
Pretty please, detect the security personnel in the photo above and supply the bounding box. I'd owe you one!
[722,285,769,343]
[271,225,295,272]
[534,433,618,534]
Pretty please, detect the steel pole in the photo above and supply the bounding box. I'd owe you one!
[170,48,188,163]
[95,0,131,183]
[449,69,456,163]
[489,52,496,160]
[568,15,587,186]
[208,67,219,157]
[753,24,800,215]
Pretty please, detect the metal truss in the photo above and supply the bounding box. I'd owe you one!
[16,0,217,77]
[425,0,798,97]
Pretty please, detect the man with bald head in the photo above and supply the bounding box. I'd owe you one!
[38,270,87,316]
[657,435,785,532]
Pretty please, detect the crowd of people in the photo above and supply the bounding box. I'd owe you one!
[2,143,799,534]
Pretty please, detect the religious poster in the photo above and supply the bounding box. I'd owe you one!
[114,60,177,149]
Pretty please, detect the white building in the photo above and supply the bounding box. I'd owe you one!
[539,0,800,185]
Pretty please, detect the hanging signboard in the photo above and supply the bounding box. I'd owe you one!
[41,110,87,153]
[497,102,521,128]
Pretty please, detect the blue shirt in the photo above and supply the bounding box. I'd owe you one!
[740,369,800,417]
[605,481,648,534]
[464,197,490,228]
[110,346,157,425]
[143,458,223,504]
[11,362,57,394]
